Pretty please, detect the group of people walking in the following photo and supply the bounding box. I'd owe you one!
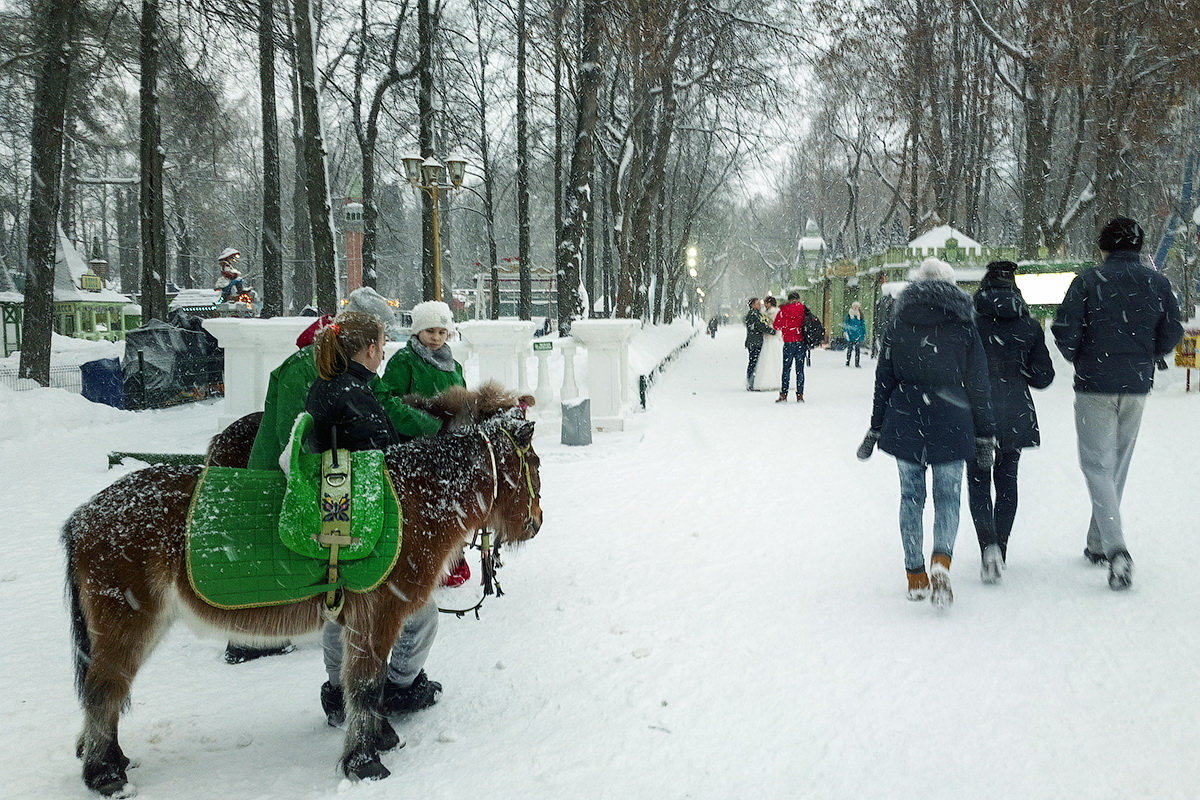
[856,217,1183,606]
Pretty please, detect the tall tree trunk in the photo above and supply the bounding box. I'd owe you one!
[139,0,168,323]
[172,198,193,287]
[60,113,77,240]
[515,0,531,319]
[259,0,284,316]
[287,8,313,312]
[20,0,79,384]
[293,0,337,313]
[555,0,602,332]
[117,185,139,293]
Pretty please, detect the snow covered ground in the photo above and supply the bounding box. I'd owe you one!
[3,322,1199,799]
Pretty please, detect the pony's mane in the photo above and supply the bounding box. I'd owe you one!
[403,381,533,432]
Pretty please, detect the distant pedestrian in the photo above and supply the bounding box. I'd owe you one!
[1051,217,1183,590]
[856,258,995,607]
[743,297,774,391]
[707,316,719,338]
[967,261,1055,582]
[843,302,866,367]
[772,291,810,402]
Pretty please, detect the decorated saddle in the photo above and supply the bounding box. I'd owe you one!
[186,414,403,610]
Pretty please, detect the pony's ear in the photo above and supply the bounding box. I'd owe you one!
[518,394,535,407]
[514,419,535,446]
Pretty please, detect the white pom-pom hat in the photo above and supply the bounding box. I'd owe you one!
[909,257,956,283]
[409,300,454,333]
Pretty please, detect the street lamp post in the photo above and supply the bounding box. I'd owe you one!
[686,245,699,321]
[403,153,468,302]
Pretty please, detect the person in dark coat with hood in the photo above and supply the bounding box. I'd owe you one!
[856,258,995,608]
[1051,217,1183,590]
[968,261,1055,582]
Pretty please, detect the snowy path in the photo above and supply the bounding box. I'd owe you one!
[3,327,1200,799]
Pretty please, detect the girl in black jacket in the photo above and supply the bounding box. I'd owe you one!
[305,311,402,453]
[968,262,1054,581]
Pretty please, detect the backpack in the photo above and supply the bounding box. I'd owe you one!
[802,305,825,346]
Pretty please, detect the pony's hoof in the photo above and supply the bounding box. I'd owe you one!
[84,764,134,797]
[374,720,404,753]
[343,752,390,781]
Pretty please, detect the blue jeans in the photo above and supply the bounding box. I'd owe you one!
[781,341,805,396]
[897,459,963,571]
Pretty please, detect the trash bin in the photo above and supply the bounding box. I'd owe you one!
[80,358,124,409]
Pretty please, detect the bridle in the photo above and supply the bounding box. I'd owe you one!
[437,424,537,619]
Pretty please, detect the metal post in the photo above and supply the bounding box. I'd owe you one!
[430,185,442,302]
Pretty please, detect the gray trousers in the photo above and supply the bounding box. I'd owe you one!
[1074,392,1147,557]
[323,598,439,687]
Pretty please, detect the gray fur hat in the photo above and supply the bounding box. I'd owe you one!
[345,287,401,339]
[909,257,956,283]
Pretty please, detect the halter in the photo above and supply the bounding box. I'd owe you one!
[499,427,538,527]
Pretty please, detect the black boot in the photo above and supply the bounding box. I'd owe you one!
[320,681,345,726]
[225,641,295,664]
[381,671,442,714]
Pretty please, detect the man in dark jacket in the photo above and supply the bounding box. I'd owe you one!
[744,297,774,391]
[1052,217,1184,590]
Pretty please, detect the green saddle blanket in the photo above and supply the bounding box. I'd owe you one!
[186,432,403,610]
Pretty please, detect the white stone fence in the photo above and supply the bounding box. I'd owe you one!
[203,317,651,434]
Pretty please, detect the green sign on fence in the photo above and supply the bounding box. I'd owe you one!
[532,341,553,351]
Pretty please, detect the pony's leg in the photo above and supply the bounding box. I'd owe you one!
[339,616,405,780]
[76,588,162,796]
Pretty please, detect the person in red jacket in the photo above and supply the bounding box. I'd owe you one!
[772,290,808,402]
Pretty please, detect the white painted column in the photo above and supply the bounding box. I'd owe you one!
[559,339,579,402]
[570,319,641,431]
[532,340,555,408]
[203,317,313,429]
[456,320,537,390]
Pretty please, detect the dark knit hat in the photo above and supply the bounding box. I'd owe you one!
[1098,217,1144,252]
[982,260,1018,289]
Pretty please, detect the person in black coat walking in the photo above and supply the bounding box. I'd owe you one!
[968,262,1055,582]
[1051,217,1184,590]
[744,297,775,391]
[856,258,995,607]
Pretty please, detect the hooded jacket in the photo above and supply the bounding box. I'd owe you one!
[773,301,807,344]
[870,280,994,464]
[1051,251,1183,394]
[974,278,1054,451]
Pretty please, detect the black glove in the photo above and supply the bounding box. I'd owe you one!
[1156,357,1168,371]
[974,437,996,470]
[856,429,881,461]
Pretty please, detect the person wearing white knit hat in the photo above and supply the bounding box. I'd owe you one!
[408,300,455,336]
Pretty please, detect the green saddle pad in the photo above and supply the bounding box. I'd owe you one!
[185,462,403,610]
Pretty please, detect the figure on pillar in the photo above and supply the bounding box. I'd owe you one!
[215,248,258,316]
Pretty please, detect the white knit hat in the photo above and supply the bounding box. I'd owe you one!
[409,300,454,333]
[910,257,956,283]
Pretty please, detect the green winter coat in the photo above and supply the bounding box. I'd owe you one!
[245,345,442,470]
[380,343,466,400]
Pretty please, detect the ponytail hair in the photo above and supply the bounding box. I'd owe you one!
[314,311,384,380]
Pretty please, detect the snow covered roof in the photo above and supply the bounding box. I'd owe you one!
[54,232,132,304]
[907,225,983,252]
[0,291,22,304]
[797,236,826,252]
[170,289,221,310]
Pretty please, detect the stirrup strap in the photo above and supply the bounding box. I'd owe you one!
[318,448,355,621]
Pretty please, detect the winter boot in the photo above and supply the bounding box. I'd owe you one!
[980,544,1004,584]
[796,394,805,403]
[441,557,472,588]
[930,553,954,608]
[1083,547,1108,565]
[776,393,788,403]
[225,641,295,664]
[381,671,442,714]
[321,681,345,727]
[906,569,931,601]
[1108,550,1134,591]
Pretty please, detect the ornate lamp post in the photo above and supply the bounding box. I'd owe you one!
[403,153,467,302]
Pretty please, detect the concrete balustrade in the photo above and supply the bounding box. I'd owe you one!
[457,320,538,389]
[570,319,642,431]
[203,317,313,429]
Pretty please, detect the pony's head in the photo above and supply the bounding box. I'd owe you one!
[405,381,535,432]
[484,412,542,545]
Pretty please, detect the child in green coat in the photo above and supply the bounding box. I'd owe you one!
[381,300,466,398]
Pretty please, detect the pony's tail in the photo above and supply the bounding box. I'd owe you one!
[63,511,91,703]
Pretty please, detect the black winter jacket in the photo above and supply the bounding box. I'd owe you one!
[974,282,1054,451]
[871,280,994,465]
[1051,251,1183,394]
[305,361,404,453]
[744,308,774,349]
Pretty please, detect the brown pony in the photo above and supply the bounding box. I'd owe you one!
[65,412,542,795]
[204,381,534,468]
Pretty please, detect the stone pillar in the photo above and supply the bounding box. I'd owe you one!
[203,316,313,429]
[533,341,555,408]
[570,319,641,432]
[457,320,537,390]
